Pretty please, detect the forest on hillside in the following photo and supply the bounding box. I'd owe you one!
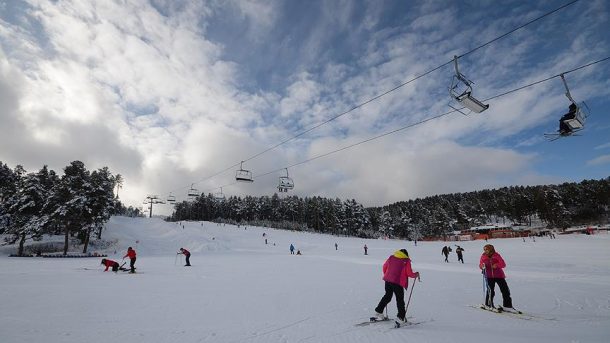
[0,161,123,255]
[169,177,610,239]
[2,158,608,245]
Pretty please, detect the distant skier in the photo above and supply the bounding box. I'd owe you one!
[335,243,338,250]
[374,249,420,324]
[178,248,191,266]
[296,250,302,255]
[123,247,137,273]
[101,258,120,273]
[364,244,368,255]
[456,246,465,263]
[442,246,449,262]
[290,244,295,255]
[480,244,513,309]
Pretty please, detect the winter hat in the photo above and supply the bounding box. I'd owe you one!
[400,249,409,257]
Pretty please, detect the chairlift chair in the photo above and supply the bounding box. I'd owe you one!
[188,184,199,197]
[214,187,226,201]
[235,161,254,183]
[167,193,176,203]
[449,56,489,114]
[544,74,589,141]
[278,168,294,193]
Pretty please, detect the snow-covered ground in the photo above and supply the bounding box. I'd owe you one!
[1,217,609,343]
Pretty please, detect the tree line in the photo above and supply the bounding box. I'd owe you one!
[169,177,610,239]
[0,161,123,256]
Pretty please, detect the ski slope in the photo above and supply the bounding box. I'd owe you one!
[1,216,609,343]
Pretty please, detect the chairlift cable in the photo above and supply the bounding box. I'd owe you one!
[482,56,610,102]
[183,56,610,199]
[458,0,580,60]
[162,0,582,199]
[249,56,610,182]
[244,0,580,165]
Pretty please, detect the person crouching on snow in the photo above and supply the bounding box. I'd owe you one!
[101,258,120,273]
[178,248,191,266]
[374,249,420,324]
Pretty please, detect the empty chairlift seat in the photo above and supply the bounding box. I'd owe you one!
[235,161,254,182]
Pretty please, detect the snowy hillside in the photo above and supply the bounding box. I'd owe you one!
[1,216,609,343]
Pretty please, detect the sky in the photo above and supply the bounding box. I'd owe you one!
[1,217,609,342]
[1,0,610,216]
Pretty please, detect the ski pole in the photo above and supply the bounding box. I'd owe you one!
[405,279,417,316]
[482,266,492,307]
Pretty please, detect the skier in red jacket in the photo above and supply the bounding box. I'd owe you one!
[123,247,137,273]
[101,258,120,272]
[178,248,191,266]
[374,249,420,323]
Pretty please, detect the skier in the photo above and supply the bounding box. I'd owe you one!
[123,247,137,273]
[374,249,420,324]
[559,103,577,135]
[290,244,295,255]
[335,242,338,250]
[479,244,513,309]
[296,250,302,255]
[101,258,120,272]
[456,246,465,263]
[364,244,368,255]
[441,246,449,262]
[178,248,191,266]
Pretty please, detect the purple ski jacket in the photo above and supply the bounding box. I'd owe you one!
[382,250,418,288]
[479,252,507,279]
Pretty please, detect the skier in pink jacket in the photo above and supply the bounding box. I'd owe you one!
[479,244,513,309]
[374,249,420,323]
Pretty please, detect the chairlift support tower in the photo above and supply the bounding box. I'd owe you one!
[143,195,165,218]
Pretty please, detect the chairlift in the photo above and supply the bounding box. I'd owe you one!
[235,161,254,183]
[449,56,489,114]
[544,74,590,141]
[278,168,294,193]
[188,184,199,197]
[167,193,176,203]
[214,187,226,201]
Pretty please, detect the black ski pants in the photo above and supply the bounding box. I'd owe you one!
[375,281,405,319]
[185,254,191,266]
[129,257,136,273]
[486,277,512,308]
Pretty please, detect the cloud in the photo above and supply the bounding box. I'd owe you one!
[594,142,610,150]
[586,155,610,166]
[1,0,609,216]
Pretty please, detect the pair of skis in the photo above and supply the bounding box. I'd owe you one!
[470,304,554,321]
[355,316,422,328]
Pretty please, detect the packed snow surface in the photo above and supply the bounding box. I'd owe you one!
[1,217,609,343]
